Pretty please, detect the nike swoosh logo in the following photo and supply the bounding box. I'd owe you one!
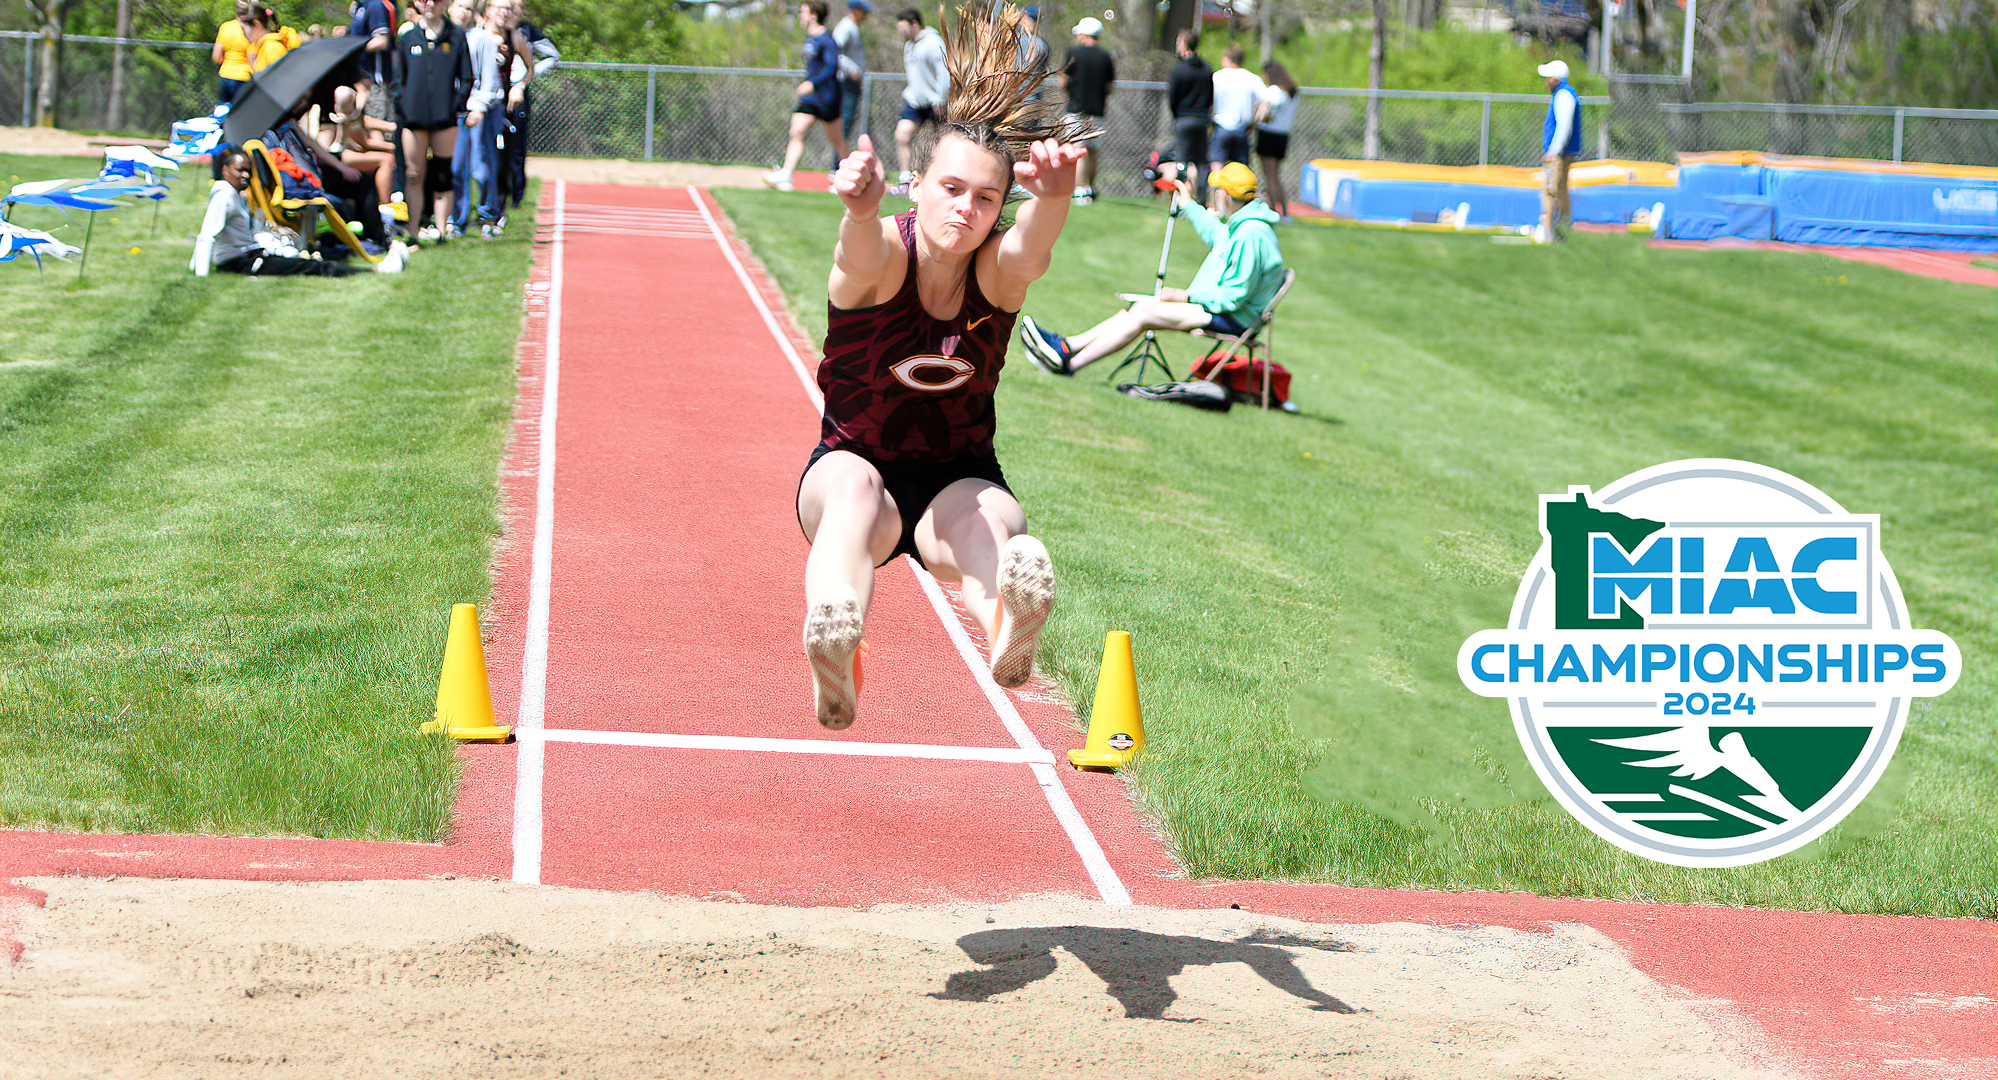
[966,314,991,331]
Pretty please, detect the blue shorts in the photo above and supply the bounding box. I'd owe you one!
[899,103,936,125]
[1206,311,1248,336]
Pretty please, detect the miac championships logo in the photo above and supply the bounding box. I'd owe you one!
[1457,460,1960,867]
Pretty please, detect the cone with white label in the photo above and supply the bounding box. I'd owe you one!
[419,603,513,741]
[1068,631,1145,769]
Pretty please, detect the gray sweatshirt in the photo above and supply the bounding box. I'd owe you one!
[902,27,947,109]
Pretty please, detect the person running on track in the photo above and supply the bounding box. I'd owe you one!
[796,4,1095,730]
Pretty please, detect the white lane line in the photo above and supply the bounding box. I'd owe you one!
[511,179,565,886]
[688,185,1131,907]
[532,728,1055,765]
[909,566,1132,906]
[686,185,823,408]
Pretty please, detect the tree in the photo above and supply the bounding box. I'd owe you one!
[1364,0,1385,158]
[527,0,683,64]
[21,0,78,128]
[108,0,131,130]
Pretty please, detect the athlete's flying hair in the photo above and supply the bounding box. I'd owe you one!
[909,3,1100,173]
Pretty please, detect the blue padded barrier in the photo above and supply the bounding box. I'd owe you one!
[1769,168,1998,251]
[1671,163,1766,240]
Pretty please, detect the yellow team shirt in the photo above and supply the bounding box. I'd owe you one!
[247,26,298,73]
[215,20,252,81]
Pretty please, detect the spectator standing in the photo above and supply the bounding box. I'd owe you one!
[1060,16,1113,204]
[247,6,301,74]
[394,0,473,242]
[349,0,400,200]
[893,8,946,185]
[1537,58,1581,243]
[1208,44,1264,211]
[1016,6,1049,91]
[1166,30,1212,198]
[466,0,534,235]
[212,2,256,106]
[832,0,871,158]
[764,1,848,192]
[1254,59,1297,221]
[501,5,560,222]
[448,0,480,234]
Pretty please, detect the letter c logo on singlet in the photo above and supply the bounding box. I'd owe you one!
[889,355,976,393]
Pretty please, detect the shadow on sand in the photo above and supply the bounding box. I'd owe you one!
[931,926,1358,1020]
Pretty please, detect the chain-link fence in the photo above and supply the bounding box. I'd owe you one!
[12,30,1996,189]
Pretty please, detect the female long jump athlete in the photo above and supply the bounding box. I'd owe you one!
[796,6,1094,729]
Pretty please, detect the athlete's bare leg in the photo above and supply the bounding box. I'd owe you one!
[895,118,920,176]
[797,451,901,728]
[917,479,1054,687]
[778,111,819,180]
[821,118,850,167]
[1062,299,1216,372]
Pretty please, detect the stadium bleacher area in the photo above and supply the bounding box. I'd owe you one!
[1299,152,1998,251]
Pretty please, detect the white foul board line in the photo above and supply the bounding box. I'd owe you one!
[686,184,1131,907]
[532,728,1055,765]
[511,180,565,886]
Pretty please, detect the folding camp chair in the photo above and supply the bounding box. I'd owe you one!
[1188,268,1297,411]
[241,139,379,265]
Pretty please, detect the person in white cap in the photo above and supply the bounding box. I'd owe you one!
[1537,58,1581,243]
[1060,16,1114,203]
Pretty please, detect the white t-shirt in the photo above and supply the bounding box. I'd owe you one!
[1211,66,1267,131]
[1256,83,1296,134]
[192,179,257,271]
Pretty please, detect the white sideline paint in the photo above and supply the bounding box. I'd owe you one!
[534,728,1056,766]
[686,185,823,408]
[511,180,566,886]
[687,185,1132,907]
[909,566,1133,907]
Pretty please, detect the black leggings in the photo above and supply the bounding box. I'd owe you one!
[217,249,370,277]
[317,167,387,245]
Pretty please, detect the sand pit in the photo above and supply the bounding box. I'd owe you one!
[0,877,1789,1079]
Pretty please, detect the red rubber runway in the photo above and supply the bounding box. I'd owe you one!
[4,181,1990,1080]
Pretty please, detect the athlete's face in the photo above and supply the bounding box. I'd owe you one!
[912,135,1010,255]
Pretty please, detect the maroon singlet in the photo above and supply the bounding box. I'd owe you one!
[817,211,1017,463]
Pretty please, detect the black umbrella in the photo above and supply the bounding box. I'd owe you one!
[223,35,368,148]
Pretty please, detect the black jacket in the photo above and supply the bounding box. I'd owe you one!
[1168,54,1213,119]
[392,19,473,129]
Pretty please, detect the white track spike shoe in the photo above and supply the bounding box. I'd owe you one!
[989,534,1056,689]
[804,588,865,729]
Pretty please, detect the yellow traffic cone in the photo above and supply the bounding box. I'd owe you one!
[1068,631,1145,770]
[419,603,513,741]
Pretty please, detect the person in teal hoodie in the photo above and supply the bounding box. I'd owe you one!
[1020,162,1283,376]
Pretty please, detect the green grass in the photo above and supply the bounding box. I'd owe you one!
[715,187,1997,917]
[0,153,534,842]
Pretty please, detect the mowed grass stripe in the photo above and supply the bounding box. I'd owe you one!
[715,187,1996,917]
[0,154,534,842]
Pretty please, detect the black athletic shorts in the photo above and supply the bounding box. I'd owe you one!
[796,97,840,122]
[799,444,1011,568]
[899,103,936,125]
[1172,115,1209,167]
[1256,129,1290,161]
[1213,126,1252,165]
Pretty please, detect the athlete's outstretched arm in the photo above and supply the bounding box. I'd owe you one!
[829,134,902,308]
[986,138,1089,308]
